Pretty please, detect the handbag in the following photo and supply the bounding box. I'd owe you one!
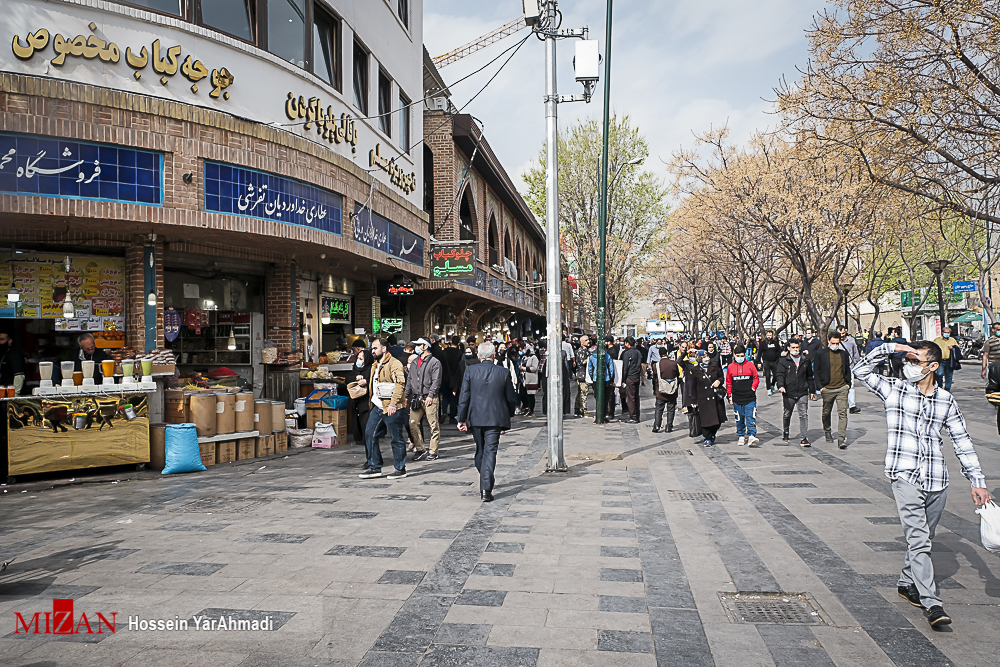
[688,408,701,438]
[347,381,367,399]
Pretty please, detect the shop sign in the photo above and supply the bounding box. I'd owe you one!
[0,132,162,205]
[368,144,417,195]
[321,295,351,324]
[431,246,475,278]
[0,253,125,323]
[284,94,359,152]
[900,288,964,310]
[204,161,342,234]
[952,280,978,293]
[353,204,424,266]
[377,318,403,335]
[388,279,414,296]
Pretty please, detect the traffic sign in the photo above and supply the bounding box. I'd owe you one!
[659,312,667,321]
[952,280,978,293]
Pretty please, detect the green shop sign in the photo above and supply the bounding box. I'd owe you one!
[900,288,963,310]
[431,245,475,279]
[321,295,352,324]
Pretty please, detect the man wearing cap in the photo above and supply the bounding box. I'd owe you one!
[405,338,442,461]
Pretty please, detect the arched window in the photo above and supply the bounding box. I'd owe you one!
[515,240,523,283]
[459,187,476,242]
[503,230,512,268]
[487,216,499,266]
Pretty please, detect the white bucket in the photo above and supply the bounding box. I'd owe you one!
[294,397,306,416]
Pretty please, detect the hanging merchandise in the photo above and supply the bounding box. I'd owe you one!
[182,308,209,335]
[164,307,181,342]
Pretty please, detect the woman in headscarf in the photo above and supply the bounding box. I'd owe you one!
[705,341,720,363]
[351,347,375,445]
[519,344,540,417]
[681,349,727,447]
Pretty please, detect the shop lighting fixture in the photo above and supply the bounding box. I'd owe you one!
[227,329,237,351]
[6,286,19,304]
[62,293,74,318]
[321,311,331,325]
[147,290,156,306]
[205,299,214,309]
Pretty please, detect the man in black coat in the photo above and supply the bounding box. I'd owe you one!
[775,338,816,446]
[458,342,517,502]
[440,336,464,424]
[620,336,643,423]
[756,330,783,395]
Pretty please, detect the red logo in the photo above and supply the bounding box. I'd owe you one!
[14,599,116,635]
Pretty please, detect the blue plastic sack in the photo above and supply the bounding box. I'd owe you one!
[162,423,207,475]
[321,395,349,409]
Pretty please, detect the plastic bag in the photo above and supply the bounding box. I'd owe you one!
[976,501,1000,553]
[162,423,207,475]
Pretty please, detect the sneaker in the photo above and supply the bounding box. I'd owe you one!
[412,450,428,462]
[703,439,714,447]
[737,436,746,447]
[800,438,811,448]
[747,435,760,448]
[824,431,834,443]
[406,443,415,452]
[898,584,922,608]
[838,438,847,450]
[849,407,861,414]
[387,468,407,480]
[767,388,773,396]
[426,454,439,461]
[782,432,789,441]
[359,468,383,479]
[924,605,951,627]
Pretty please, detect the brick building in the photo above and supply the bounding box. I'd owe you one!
[0,0,427,395]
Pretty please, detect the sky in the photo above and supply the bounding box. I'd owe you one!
[423,0,828,192]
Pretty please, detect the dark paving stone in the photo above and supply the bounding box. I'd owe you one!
[358,651,422,667]
[455,589,507,607]
[863,541,953,553]
[762,483,817,489]
[772,470,823,475]
[340,482,392,489]
[249,486,311,493]
[600,568,643,582]
[506,511,538,518]
[601,528,636,538]
[602,489,630,496]
[188,608,295,630]
[783,454,806,458]
[598,630,654,654]
[736,458,761,462]
[866,517,900,525]
[136,561,226,576]
[433,622,492,646]
[603,482,629,487]
[757,624,837,667]
[601,501,632,508]
[243,533,312,544]
[421,530,461,539]
[600,595,647,613]
[495,525,532,534]
[808,497,872,505]
[325,545,406,558]
[280,497,340,504]
[377,570,427,585]
[421,481,473,486]
[471,563,515,577]
[485,542,525,554]
[155,522,230,532]
[515,498,544,505]
[860,573,965,589]
[372,494,430,502]
[316,511,379,519]
[600,513,634,522]
[420,645,539,666]
[600,546,639,559]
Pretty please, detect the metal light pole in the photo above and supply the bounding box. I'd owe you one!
[593,0,613,424]
[925,260,951,336]
[840,283,853,330]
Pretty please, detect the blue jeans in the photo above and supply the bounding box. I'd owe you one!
[733,401,757,436]
[935,364,954,391]
[365,405,407,472]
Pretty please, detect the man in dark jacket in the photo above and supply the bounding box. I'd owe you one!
[652,349,681,433]
[605,335,623,420]
[620,336,643,423]
[0,331,26,395]
[440,336,464,424]
[815,330,852,449]
[756,331,783,395]
[405,339,442,461]
[726,345,760,447]
[776,338,816,446]
[458,342,518,502]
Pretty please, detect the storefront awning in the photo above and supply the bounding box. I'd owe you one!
[952,311,987,323]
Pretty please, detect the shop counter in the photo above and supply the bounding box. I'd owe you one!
[2,389,155,481]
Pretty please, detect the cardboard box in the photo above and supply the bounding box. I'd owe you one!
[199,441,216,467]
[236,437,255,460]
[216,440,237,463]
[306,408,348,436]
[152,363,176,376]
[274,431,288,453]
[255,435,274,457]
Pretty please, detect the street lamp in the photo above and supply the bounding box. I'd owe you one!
[785,297,796,335]
[840,283,853,330]
[925,259,951,336]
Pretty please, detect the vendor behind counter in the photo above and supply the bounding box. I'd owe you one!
[45,332,111,385]
[0,331,26,395]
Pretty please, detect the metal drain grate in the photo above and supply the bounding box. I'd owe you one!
[654,449,694,456]
[719,593,825,625]
[668,490,724,502]
[171,497,273,514]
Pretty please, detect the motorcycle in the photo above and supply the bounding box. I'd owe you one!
[960,336,983,361]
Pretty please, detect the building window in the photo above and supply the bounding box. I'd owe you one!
[200,0,255,42]
[312,6,340,89]
[124,0,182,16]
[399,93,410,152]
[267,0,306,68]
[353,41,369,114]
[397,0,409,28]
[378,71,392,135]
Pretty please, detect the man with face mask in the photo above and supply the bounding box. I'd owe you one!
[756,330,782,395]
[775,339,816,446]
[405,338,442,461]
[981,322,1000,380]
[725,345,760,446]
[815,330,852,449]
[854,338,990,629]
[932,326,959,391]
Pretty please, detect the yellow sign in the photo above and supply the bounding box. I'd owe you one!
[1,253,125,321]
[285,93,359,151]
[369,144,417,195]
[659,313,667,321]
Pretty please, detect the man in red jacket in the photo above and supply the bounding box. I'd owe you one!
[726,345,761,447]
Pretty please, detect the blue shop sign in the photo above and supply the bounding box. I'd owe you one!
[204,161,342,234]
[353,203,424,266]
[952,280,978,293]
[0,132,162,205]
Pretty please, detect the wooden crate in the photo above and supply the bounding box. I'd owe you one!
[236,438,255,461]
[199,441,216,467]
[255,435,274,457]
[216,440,237,464]
[274,431,288,453]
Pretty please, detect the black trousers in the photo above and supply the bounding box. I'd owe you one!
[762,360,778,389]
[701,423,721,441]
[471,426,501,492]
[625,377,641,421]
[604,383,616,419]
[654,395,677,431]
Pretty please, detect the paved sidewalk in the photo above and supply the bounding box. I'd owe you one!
[1,376,999,666]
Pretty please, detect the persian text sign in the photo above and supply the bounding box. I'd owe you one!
[353,204,424,266]
[431,246,475,278]
[204,161,342,234]
[321,296,351,324]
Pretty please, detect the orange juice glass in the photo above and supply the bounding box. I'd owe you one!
[102,360,115,378]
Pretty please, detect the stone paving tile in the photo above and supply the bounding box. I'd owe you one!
[602,490,631,496]
[136,561,227,576]
[434,622,493,646]
[762,483,817,489]
[545,609,650,632]
[495,525,533,535]
[315,511,379,520]
[601,501,632,508]
[155,522,231,532]
[599,546,640,559]
[599,513,633,522]
[472,563,516,577]
[485,542,526,554]
[370,494,430,502]
[600,528,636,539]
[242,533,312,543]
[420,645,540,666]
[376,570,426,585]
[324,545,406,558]
[865,517,900,525]
[807,497,873,504]
[487,625,598,650]
[597,630,654,654]
[599,595,648,613]
[598,568,643,582]
[420,530,461,539]
[455,589,507,607]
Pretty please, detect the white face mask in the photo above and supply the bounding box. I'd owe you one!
[790,350,800,357]
[734,356,745,364]
[416,345,427,355]
[943,333,950,339]
[355,357,364,368]
[829,343,841,350]
[903,361,931,383]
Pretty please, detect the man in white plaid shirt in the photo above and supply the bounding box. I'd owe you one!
[854,340,991,628]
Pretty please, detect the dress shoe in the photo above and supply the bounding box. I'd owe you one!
[924,605,951,627]
[824,431,834,443]
[849,407,861,414]
[898,584,922,608]
[481,490,494,502]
